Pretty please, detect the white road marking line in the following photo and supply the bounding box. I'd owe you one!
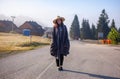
[36,60,54,79]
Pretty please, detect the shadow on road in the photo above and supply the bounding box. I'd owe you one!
[63,69,120,79]
[115,49,120,51]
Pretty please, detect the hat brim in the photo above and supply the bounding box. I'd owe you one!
[53,17,65,24]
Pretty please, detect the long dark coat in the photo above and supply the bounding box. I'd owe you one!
[50,25,70,57]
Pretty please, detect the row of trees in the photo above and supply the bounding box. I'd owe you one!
[81,19,96,40]
[70,9,120,41]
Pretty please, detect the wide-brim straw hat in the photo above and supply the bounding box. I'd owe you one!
[53,16,65,24]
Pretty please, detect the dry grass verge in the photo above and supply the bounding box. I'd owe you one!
[0,33,51,58]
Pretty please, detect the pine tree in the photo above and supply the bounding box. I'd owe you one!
[70,15,80,40]
[110,19,117,29]
[91,24,97,39]
[97,9,110,39]
[81,19,92,39]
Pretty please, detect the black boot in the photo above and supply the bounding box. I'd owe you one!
[58,67,63,71]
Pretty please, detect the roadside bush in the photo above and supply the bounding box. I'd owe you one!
[107,28,120,44]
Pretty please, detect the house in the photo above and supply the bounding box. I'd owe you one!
[19,21,44,36]
[0,20,19,33]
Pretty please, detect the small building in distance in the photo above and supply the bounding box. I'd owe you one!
[43,27,53,38]
[19,21,44,36]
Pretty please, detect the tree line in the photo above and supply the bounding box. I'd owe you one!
[70,9,120,43]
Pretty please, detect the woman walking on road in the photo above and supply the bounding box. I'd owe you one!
[50,16,70,71]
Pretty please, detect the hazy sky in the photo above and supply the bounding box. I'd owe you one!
[0,0,120,29]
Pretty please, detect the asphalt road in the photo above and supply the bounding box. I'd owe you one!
[0,41,120,79]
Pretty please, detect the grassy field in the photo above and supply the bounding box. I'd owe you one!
[0,33,50,57]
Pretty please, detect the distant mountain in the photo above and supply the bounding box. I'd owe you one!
[0,20,20,33]
[0,14,48,28]
[0,14,43,27]
[0,14,10,20]
[19,21,44,36]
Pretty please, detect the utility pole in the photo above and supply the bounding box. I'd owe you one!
[11,16,16,32]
